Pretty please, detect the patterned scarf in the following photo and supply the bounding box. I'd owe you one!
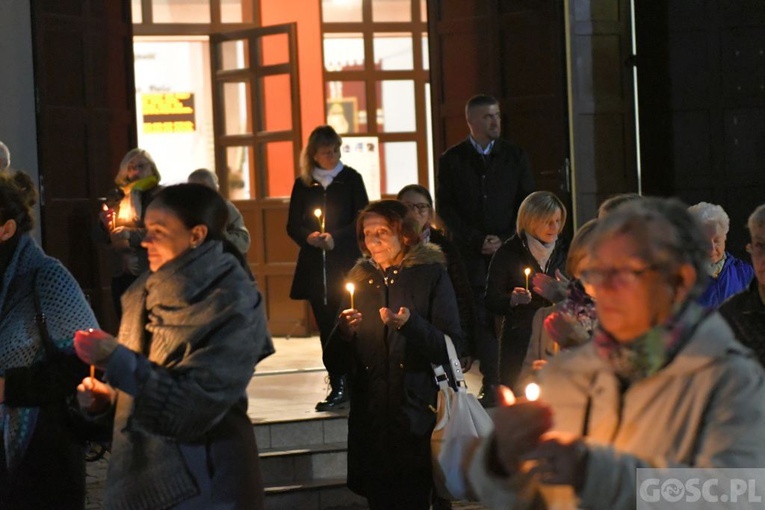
[554,279,597,343]
[593,301,707,384]
[707,252,727,278]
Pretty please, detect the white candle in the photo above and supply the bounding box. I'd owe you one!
[524,267,531,291]
[345,282,355,309]
[313,208,324,234]
[525,382,540,402]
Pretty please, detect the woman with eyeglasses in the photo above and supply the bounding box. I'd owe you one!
[485,191,569,393]
[287,125,369,412]
[95,148,162,319]
[397,184,476,371]
[687,202,754,309]
[467,197,765,509]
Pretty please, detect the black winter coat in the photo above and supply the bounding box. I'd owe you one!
[287,166,369,303]
[436,138,535,286]
[719,279,765,367]
[485,234,568,388]
[429,228,477,357]
[323,243,463,499]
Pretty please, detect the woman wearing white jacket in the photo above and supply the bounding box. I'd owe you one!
[468,197,765,509]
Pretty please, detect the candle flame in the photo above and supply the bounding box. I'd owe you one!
[314,208,322,218]
[499,386,516,406]
[525,382,540,402]
[345,283,355,294]
[102,204,108,211]
[524,267,531,276]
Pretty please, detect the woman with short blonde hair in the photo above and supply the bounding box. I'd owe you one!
[485,190,569,391]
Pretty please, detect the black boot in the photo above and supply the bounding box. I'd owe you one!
[315,374,349,412]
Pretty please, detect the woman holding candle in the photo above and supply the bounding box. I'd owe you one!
[95,148,162,319]
[287,125,369,411]
[397,184,477,370]
[74,184,272,509]
[485,191,569,392]
[325,200,463,509]
[0,171,99,509]
[468,198,765,509]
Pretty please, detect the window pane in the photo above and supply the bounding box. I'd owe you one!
[323,33,364,71]
[219,39,248,70]
[134,39,215,186]
[226,146,254,200]
[372,0,411,22]
[222,82,251,135]
[265,141,295,198]
[153,0,210,23]
[322,0,362,22]
[422,33,429,70]
[373,33,413,71]
[260,33,289,67]
[131,0,142,23]
[420,0,427,22]
[221,0,246,23]
[382,142,418,195]
[260,74,293,132]
[378,80,415,132]
[425,83,434,190]
[326,81,367,134]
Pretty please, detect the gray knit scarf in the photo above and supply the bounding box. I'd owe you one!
[105,241,271,510]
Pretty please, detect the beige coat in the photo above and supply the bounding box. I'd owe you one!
[468,313,765,509]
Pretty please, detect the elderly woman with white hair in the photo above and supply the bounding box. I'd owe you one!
[688,201,753,308]
[467,197,765,510]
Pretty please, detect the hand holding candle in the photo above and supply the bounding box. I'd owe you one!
[74,328,119,369]
[345,282,355,309]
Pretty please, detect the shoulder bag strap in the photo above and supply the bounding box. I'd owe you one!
[32,268,58,359]
[432,334,467,390]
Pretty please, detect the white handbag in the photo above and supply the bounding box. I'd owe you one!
[431,335,494,501]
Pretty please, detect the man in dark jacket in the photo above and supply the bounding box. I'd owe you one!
[720,203,765,366]
[436,94,535,406]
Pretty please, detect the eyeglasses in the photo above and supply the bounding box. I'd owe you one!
[747,242,765,257]
[403,202,431,214]
[579,265,659,287]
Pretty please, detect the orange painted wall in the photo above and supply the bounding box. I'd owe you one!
[261,0,325,196]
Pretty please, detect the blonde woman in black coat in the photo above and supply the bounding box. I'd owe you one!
[287,126,369,411]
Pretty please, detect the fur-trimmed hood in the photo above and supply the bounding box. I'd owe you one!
[348,241,446,281]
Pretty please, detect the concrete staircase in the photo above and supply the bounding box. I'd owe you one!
[255,413,368,510]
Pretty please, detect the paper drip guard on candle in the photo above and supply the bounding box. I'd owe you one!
[345,282,355,309]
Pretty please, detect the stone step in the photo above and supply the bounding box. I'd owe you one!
[264,478,367,510]
[260,442,348,485]
[254,414,348,450]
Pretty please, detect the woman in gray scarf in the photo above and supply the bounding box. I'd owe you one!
[75,184,272,510]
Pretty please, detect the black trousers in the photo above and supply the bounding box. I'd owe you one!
[472,285,499,389]
[309,296,343,376]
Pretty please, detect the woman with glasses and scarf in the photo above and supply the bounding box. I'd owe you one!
[468,197,765,510]
[96,148,162,318]
[287,125,369,412]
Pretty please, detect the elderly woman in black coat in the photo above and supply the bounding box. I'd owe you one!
[325,200,463,509]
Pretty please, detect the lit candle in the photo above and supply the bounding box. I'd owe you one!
[524,267,532,291]
[313,208,325,234]
[525,382,540,402]
[90,364,95,381]
[345,282,355,309]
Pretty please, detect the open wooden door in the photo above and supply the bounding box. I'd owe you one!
[429,0,571,223]
[209,23,308,336]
